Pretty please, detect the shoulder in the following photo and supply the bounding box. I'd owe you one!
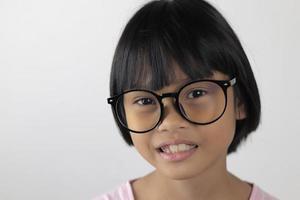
[92,181,135,200]
[249,184,279,200]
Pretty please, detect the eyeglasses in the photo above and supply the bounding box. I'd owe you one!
[107,78,236,133]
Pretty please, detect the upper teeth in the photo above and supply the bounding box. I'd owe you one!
[161,144,197,154]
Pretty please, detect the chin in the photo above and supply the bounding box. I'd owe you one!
[159,165,204,181]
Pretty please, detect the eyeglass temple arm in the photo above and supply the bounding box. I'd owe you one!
[229,77,236,86]
[107,97,114,104]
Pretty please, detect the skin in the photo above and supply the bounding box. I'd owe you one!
[130,67,250,200]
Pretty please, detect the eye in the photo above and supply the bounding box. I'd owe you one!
[187,89,207,99]
[135,97,156,105]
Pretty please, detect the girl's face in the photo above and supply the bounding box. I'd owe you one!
[130,67,245,180]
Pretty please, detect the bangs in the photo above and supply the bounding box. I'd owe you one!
[111,0,236,95]
[126,35,214,91]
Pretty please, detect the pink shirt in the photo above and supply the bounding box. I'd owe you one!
[94,180,278,200]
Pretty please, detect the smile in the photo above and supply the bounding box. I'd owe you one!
[156,143,199,162]
[160,144,198,154]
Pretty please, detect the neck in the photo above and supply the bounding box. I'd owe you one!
[155,157,232,200]
[133,156,251,200]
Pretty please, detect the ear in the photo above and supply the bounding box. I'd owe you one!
[235,99,247,120]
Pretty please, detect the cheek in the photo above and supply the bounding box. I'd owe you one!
[201,93,237,152]
[131,134,148,152]
[207,117,236,149]
[131,134,155,164]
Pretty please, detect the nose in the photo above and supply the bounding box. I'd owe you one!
[157,98,189,132]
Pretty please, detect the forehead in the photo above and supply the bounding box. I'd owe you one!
[153,68,230,94]
[165,65,229,84]
[121,50,217,93]
[132,63,230,92]
[168,64,190,83]
[136,63,192,91]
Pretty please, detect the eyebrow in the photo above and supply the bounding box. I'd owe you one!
[173,75,216,85]
[153,78,191,94]
[172,77,191,85]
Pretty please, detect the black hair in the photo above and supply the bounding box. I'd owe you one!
[109,0,261,154]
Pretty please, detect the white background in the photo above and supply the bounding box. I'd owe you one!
[0,0,299,199]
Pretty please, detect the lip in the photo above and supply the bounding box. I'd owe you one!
[157,146,198,162]
[156,139,198,149]
[155,139,199,162]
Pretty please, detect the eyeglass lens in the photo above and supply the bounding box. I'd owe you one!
[115,81,226,133]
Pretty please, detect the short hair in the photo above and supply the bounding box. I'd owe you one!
[109,0,261,154]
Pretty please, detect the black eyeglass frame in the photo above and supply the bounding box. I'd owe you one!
[107,77,236,134]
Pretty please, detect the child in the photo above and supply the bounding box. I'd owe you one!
[96,0,278,199]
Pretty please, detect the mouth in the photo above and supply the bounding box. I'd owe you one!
[157,143,198,154]
[156,141,199,162]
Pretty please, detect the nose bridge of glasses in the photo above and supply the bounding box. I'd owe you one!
[157,92,187,131]
[159,92,178,106]
[159,92,180,114]
[160,92,177,100]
